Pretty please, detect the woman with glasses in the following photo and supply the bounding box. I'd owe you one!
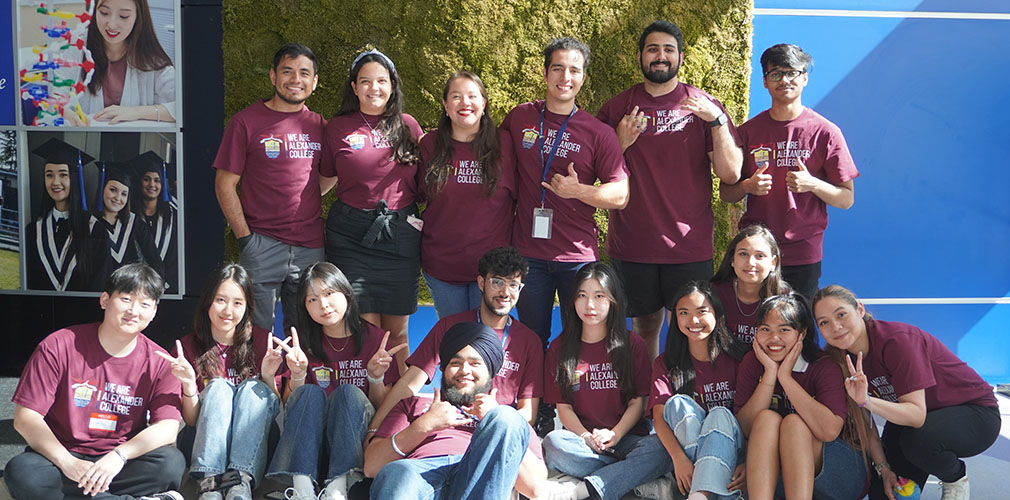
[417,71,517,319]
[720,43,859,299]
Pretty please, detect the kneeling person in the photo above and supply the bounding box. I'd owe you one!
[6,263,185,500]
[364,322,546,499]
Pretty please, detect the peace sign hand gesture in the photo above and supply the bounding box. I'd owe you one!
[261,333,286,379]
[367,331,408,382]
[154,340,198,396]
[845,351,870,406]
[283,327,309,380]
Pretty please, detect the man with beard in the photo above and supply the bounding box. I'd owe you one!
[367,246,542,430]
[364,321,548,499]
[720,44,857,298]
[213,43,326,332]
[598,20,743,360]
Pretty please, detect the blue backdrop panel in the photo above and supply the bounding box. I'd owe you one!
[752,2,1010,382]
[1,0,13,126]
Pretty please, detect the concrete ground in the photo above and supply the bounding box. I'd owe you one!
[0,377,1006,499]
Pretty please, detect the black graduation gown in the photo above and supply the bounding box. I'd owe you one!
[25,211,104,291]
[88,213,165,284]
[140,207,178,293]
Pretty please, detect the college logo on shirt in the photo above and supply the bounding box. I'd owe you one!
[571,362,589,393]
[312,365,334,389]
[260,135,284,159]
[521,128,539,149]
[346,133,367,150]
[751,145,772,170]
[71,380,98,408]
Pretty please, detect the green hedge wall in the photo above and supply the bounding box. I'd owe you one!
[222,0,753,298]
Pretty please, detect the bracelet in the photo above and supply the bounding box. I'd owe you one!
[759,376,776,387]
[182,389,198,398]
[390,431,407,457]
[113,448,128,463]
[291,374,307,382]
[859,397,873,413]
[873,461,890,477]
[366,373,384,385]
[366,428,378,434]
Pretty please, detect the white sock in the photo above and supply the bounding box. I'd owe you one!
[321,474,348,499]
[292,474,315,498]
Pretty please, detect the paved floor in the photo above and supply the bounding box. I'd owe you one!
[0,377,1006,499]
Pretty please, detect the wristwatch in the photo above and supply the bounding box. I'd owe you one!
[873,461,890,477]
[708,112,728,128]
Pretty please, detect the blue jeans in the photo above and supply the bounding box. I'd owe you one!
[542,429,671,500]
[774,438,867,500]
[516,257,588,347]
[664,395,743,499]
[423,271,482,319]
[370,405,529,500]
[268,383,374,484]
[190,378,279,485]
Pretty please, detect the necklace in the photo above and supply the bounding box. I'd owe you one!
[359,111,380,139]
[733,279,759,317]
[325,331,351,352]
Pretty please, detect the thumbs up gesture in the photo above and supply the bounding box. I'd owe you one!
[785,156,815,193]
[471,387,499,419]
[742,165,773,196]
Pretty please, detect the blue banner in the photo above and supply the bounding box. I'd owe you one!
[0,0,14,126]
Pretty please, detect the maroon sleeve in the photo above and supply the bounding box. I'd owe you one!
[648,356,674,419]
[630,335,652,397]
[212,113,250,175]
[498,130,518,202]
[543,342,562,405]
[807,357,848,420]
[517,334,544,400]
[319,119,340,178]
[822,125,859,184]
[736,119,756,178]
[12,335,63,416]
[596,94,622,128]
[593,123,629,183]
[404,114,424,141]
[878,329,935,398]
[375,398,415,438]
[733,351,761,413]
[147,342,183,423]
[406,319,449,382]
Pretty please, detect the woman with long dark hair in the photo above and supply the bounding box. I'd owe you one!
[87,162,164,284]
[128,150,177,292]
[734,293,868,500]
[71,0,176,125]
[540,262,669,500]
[650,281,747,499]
[418,71,516,318]
[710,224,788,346]
[813,285,999,500]
[320,49,422,372]
[158,263,280,500]
[266,262,404,500]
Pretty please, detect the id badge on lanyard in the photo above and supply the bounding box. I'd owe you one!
[533,104,576,239]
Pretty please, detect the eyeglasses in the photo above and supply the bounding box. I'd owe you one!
[488,277,524,293]
[765,69,805,82]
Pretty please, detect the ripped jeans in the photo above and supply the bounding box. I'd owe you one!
[664,394,744,499]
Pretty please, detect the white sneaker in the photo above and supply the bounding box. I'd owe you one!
[633,474,675,500]
[140,492,184,500]
[941,475,970,500]
[535,479,582,500]
[318,476,348,500]
[284,487,318,500]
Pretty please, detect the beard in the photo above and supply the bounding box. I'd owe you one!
[482,292,512,317]
[274,88,308,106]
[642,60,678,84]
[441,376,494,407]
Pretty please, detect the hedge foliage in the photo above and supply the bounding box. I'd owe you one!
[222,0,753,297]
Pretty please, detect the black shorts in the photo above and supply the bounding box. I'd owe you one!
[611,258,713,317]
[782,261,821,300]
[325,200,421,315]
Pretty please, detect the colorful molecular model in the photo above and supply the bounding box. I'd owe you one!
[894,476,922,500]
[20,1,95,126]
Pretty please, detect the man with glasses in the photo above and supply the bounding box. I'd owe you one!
[720,43,859,298]
[597,20,743,360]
[365,247,544,488]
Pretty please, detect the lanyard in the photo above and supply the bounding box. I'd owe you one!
[538,103,577,206]
[476,308,511,349]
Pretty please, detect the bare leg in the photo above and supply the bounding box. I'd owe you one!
[747,410,783,500]
[631,309,666,361]
[380,313,410,375]
[779,414,822,500]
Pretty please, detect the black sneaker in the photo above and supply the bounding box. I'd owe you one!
[534,403,556,438]
[140,492,184,500]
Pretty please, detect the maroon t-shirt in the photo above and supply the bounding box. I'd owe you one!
[861,319,996,409]
[375,395,542,460]
[501,101,628,262]
[282,322,401,398]
[712,280,759,346]
[407,309,543,404]
[649,351,740,418]
[173,326,273,391]
[102,58,128,108]
[13,323,182,455]
[319,112,424,211]
[544,333,651,435]
[733,351,847,419]
[598,83,740,264]
[737,108,859,266]
[417,131,518,284]
[212,100,326,248]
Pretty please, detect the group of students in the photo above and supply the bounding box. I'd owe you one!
[8,16,1001,500]
[26,137,178,293]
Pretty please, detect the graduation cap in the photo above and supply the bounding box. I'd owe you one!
[32,138,95,212]
[92,161,134,213]
[126,151,170,202]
